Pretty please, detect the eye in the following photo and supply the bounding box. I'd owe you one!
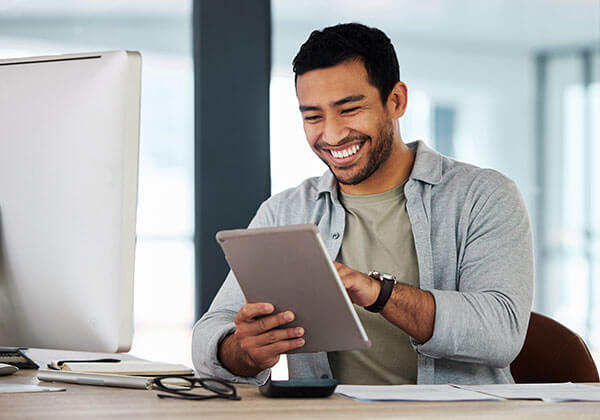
[303,115,322,122]
[341,106,360,114]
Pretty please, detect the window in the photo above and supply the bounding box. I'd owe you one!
[538,53,600,356]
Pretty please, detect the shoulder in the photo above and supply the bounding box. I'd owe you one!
[434,156,525,222]
[439,156,515,195]
[409,140,515,198]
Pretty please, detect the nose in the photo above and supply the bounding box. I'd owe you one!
[321,115,349,146]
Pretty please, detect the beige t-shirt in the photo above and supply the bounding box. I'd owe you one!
[328,182,420,385]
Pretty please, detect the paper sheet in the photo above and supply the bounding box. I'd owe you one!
[455,383,600,402]
[335,384,503,402]
[0,384,66,394]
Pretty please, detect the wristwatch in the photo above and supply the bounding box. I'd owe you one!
[364,271,396,313]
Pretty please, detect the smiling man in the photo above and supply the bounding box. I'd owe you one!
[192,23,534,385]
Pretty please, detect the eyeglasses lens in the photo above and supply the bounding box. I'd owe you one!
[154,376,239,400]
[157,377,194,391]
[200,379,235,395]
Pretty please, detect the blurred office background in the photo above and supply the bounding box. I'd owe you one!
[0,0,598,368]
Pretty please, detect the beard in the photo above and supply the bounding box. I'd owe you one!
[316,119,395,186]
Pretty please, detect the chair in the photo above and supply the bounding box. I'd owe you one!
[510,312,600,383]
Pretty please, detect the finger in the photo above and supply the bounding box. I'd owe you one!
[333,261,353,276]
[239,310,296,337]
[333,261,343,268]
[249,326,304,347]
[235,302,274,323]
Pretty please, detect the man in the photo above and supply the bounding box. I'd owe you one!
[192,23,533,385]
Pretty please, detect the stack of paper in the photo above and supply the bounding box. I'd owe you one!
[456,383,600,402]
[0,384,65,394]
[336,383,600,402]
[335,384,502,402]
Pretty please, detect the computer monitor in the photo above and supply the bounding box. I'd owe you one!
[0,50,141,353]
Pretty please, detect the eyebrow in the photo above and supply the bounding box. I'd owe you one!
[299,94,366,112]
[333,94,365,106]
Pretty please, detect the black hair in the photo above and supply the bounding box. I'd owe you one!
[292,23,400,104]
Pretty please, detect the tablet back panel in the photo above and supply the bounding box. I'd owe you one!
[216,224,370,354]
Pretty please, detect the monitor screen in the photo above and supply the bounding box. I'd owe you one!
[0,50,141,352]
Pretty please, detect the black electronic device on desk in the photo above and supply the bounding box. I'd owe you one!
[0,347,39,369]
[259,377,338,398]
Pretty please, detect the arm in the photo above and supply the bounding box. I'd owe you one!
[192,200,283,384]
[192,196,306,383]
[334,262,435,343]
[336,176,533,368]
[414,177,534,367]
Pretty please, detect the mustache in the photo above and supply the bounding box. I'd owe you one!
[315,135,370,151]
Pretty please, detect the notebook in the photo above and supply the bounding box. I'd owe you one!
[48,361,193,376]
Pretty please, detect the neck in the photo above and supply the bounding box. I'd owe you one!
[339,139,415,196]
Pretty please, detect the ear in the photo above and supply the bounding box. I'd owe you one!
[386,81,407,119]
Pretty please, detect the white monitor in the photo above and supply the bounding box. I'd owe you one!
[0,50,141,353]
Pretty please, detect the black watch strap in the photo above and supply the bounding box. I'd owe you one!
[364,271,396,313]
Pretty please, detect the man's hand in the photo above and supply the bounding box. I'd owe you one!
[333,261,435,343]
[218,303,305,377]
[333,261,381,307]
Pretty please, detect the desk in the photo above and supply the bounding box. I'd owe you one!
[2,349,600,419]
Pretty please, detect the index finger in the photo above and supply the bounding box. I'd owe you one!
[332,261,349,274]
[333,261,348,271]
[235,302,275,323]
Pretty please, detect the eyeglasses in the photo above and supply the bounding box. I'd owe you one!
[152,376,241,401]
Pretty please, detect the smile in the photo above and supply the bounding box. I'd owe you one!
[329,143,361,159]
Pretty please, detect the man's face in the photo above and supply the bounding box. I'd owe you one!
[296,59,395,186]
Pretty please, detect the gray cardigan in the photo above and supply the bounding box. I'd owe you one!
[192,141,534,385]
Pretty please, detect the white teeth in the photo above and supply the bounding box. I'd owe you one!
[331,144,360,159]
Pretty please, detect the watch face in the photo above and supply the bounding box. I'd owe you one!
[369,271,396,282]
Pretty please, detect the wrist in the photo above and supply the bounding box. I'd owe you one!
[364,271,396,313]
[368,276,382,307]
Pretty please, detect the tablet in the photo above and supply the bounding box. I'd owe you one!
[216,224,371,354]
